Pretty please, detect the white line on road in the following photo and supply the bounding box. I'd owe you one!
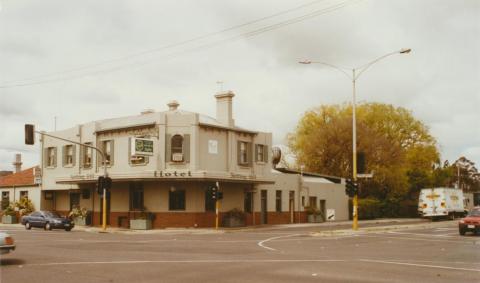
[257,234,303,251]
[387,231,459,238]
[364,234,474,244]
[359,259,480,272]
[25,259,346,267]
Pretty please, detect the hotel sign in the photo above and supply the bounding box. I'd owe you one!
[131,138,154,156]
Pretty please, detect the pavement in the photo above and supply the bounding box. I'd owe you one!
[1,218,478,283]
[0,217,429,235]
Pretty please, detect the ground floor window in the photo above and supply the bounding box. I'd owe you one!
[70,192,80,210]
[130,183,144,211]
[169,188,185,210]
[309,196,317,208]
[205,187,215,212]
[244,191,253,213]
[20,190,28,200]
[276,190,282,212]
[1,191,9,209]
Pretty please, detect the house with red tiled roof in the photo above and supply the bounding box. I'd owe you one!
[0,166,41,212]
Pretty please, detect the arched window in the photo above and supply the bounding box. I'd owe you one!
[171,135,183,154]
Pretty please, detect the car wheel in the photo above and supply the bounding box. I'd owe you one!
[44,222,52,231]
[65,227,72,232]
[459,227,466,236]
[25,222,32,230]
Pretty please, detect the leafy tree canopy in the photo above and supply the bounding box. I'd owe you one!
[288,102,440,201]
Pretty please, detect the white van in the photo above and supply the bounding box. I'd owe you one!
[418,188,467,219]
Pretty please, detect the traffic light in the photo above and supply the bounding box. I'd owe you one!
[104,177,112,190]
[25,124,35,145]
[210,184,223,200]
[345,179,358,198]
[97,176,112,194]
[211,185,218,200]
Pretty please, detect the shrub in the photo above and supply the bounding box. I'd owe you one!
[69,206,88,219]
[2,203,16,216]
[15,197,34,216]
[358,197,382,220]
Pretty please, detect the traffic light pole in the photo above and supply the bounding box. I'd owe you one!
[32,130,109,231]
[215,182,220,230]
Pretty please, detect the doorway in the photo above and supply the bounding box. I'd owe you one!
[289,191,295,223]
[260,190,267,224]
[99,191,111,225]
[319,199,326,222]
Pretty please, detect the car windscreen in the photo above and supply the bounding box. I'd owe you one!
[468,209,480,217]
[44,211,62,218]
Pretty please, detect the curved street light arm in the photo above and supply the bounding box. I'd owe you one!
[354,49,409,80]
[300,61,352,80]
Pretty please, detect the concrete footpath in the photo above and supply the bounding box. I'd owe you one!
[0,218,450,235]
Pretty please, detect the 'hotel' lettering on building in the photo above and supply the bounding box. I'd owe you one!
[157,171,192,177]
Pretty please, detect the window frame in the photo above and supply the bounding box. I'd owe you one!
[129,183,144,211]
[276,190,282,212]
[46,147,57,168]
[169,188,186,211]
[82,142,93,169]
[20,190,28,200]
[101,140,114,166]
[64,144,74,167]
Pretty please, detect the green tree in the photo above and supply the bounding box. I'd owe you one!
[288,102,440,216]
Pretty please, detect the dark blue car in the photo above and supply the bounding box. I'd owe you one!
[21,211,74,231]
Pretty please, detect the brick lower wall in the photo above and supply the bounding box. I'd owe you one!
[54,210,309,228]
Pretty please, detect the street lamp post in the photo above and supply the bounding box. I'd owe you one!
[299,48,411,230]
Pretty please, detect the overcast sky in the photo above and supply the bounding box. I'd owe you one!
[0,0,479,171]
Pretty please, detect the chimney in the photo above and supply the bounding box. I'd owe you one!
[13,153,22,173]
[215,91,235,127]
[167,100,179,111]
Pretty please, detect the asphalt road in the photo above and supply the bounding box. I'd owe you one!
[1,221,479,283]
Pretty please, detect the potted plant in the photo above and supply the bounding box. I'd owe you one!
[69,206,89,226]
[305,206,321,223]
[222,208,246,227]
[130,207,153,230]
[15,197,34,217]
[2,203,17,224]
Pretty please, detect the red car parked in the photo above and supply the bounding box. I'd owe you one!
[459,207,480,235]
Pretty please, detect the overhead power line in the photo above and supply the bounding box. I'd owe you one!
[0,0,360,89]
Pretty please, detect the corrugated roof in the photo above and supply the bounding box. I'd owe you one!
[0,166,40,188]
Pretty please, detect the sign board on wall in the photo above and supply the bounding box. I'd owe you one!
[327,209,335,221]
[131,138,154,156]
[208,140,218,154]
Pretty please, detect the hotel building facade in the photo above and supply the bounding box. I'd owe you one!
[39,92,348,228]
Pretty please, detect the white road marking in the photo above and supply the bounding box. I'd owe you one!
[359,259,480,272]
[257,234,303,251]
[364,234,471,244]
[387,231,458,238]
[25,259,346,267]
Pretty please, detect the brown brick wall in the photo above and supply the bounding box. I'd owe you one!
[67,210,309,228]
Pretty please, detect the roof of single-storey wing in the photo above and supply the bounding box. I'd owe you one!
[273,167,343,184]
[0,167,40,188]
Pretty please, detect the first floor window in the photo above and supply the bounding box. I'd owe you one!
[65,145,74,166]
[83,142,92,168]
[276,190,282,212]
[101,140,114,166]
[169,188,185,210]
[46,147,57,167]
[130,183,144,211]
